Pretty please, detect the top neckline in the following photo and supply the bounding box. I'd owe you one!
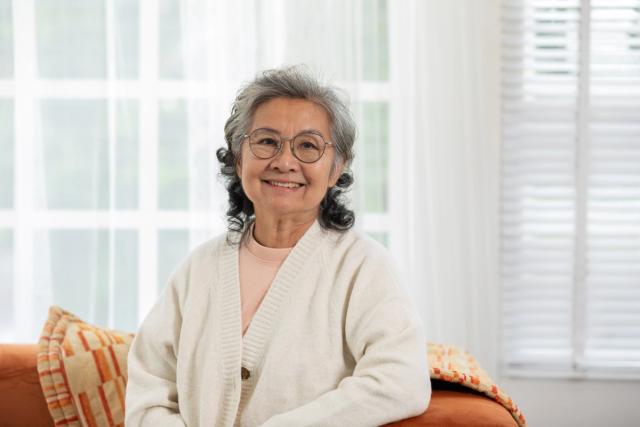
[245,225,293,263]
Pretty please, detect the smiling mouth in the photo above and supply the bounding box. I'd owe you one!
[262,180,304,189]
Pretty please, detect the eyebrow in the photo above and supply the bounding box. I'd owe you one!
[253,127,325,137]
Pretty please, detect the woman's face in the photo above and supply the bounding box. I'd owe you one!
[237,97,342,222]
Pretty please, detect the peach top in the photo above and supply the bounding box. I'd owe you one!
[239,228,293,336]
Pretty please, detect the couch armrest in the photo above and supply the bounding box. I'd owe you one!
[0,344,54,427]
[385,380,519,427]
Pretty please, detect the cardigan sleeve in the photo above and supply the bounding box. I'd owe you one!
[125,264,188,427]
[260,247,431,427]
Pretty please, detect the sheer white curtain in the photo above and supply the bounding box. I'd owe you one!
[389,0,502,374]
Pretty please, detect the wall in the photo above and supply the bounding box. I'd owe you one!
[500,377,640,427]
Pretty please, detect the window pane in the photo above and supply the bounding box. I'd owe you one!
[362,102,388,212]
[0,99,13,209]
[158,0,184,79]
[362,0,389,81]
[40,100,109,209]
[0,0,13,78]
[36,0,106,79]
[282,1,360,81]
[0,230,13,341]
[157,230,188,292]
[158,100,188,210]
[46,230,109,326]
[114,230,138,332]
[114,0,139,79]
[116,100,139,209]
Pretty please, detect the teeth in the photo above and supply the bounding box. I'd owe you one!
[269,181,301,188]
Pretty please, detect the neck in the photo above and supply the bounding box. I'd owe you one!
[252,212,317,248]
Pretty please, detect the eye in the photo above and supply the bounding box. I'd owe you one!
[257,137,278,146]
[300,141,319,150]
[296,137,321,151]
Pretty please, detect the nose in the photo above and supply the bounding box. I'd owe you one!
[269,140,299,172]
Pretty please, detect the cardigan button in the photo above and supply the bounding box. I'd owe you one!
[241,367,251,380]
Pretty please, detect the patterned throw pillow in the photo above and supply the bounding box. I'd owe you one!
[37,306,134,427]
[427,343,526,427]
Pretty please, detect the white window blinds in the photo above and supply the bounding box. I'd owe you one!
[501,0,640,377]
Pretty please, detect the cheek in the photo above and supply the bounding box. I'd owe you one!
[305,168,333,194]
[238,150,259,182]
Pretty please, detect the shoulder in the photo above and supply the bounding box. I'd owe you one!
[162,232,230,297]
[325,230,417,333]
[168,233,226,275]
[182,232,229,268]
[324,227,393,268]
[320,227,403,298]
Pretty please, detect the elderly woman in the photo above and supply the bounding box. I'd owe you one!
[125,67,431,426]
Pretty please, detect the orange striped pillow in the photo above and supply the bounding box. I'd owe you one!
[37,306,134,427]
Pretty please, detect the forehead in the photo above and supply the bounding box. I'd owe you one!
[250,97,331,135]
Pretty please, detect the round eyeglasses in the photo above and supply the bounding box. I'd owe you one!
[243,128,333,164]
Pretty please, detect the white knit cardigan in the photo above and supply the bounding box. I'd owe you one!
[125,222,431,427]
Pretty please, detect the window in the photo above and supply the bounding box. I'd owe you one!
[1,0,392,342]
[501,0,640,378]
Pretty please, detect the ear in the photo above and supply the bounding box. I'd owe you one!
[328,161,345,188]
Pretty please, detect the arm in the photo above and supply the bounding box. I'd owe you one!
[261,253,431,427]
[125,266,187,427]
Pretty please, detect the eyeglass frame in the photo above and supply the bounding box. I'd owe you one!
[242,128,335,164]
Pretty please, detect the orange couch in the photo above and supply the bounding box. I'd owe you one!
[0,344,518,427]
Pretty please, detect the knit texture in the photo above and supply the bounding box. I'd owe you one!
[238,228,292,335]
[125,222,431,427]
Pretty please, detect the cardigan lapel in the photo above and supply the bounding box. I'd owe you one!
[218,221,327,426]
[240,220,326,371]
[217,237,243,426]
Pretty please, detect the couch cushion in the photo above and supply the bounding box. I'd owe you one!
[37,306,133,427]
